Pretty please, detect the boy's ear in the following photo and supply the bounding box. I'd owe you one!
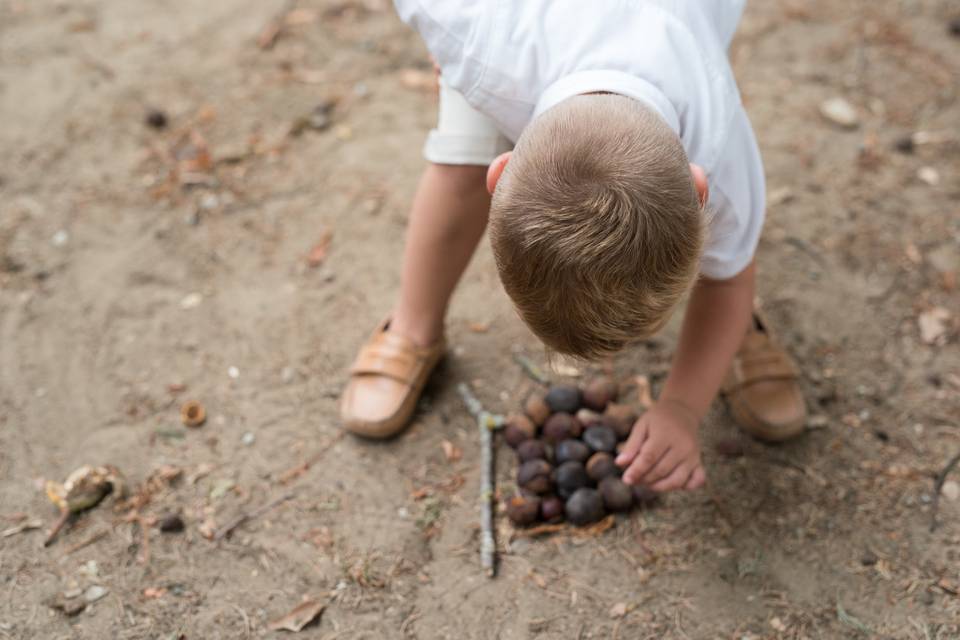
[690,163,708,209]
[486,151,512,195]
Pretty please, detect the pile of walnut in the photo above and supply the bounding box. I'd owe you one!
[505,377,658,527]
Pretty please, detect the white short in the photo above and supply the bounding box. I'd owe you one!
[423,79,513,166]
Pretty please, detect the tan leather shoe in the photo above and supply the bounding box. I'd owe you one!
[722,312,806,442]
[340,319,446,439]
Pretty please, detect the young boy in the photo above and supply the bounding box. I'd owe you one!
[340,1,807,493]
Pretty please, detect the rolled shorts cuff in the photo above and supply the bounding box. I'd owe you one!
[423,130,513,166]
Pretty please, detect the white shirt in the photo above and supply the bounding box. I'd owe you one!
[395,0,765,280]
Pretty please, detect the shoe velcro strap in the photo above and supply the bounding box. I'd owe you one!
[723,355,799,394]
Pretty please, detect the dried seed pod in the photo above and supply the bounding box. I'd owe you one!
[586,452,621,482]
[554,439,590,465]
[603,403,637,441]
[524,392,551,426]
[565,488,606,526]
[599,477,633,512]
[582,376,618,412]
[545,385,581,414]
[542,412,578,443]
[575,408,603,428]
[631,485,660,508]
[582,425,617,454]
[516,439,548,463]
[540,495,565,523]
[504,413,536,448]
[180,400,206,428]
[517,459,553,494]
[554,461,590,499]
[506,493,541,526]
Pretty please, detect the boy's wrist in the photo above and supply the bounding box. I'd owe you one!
[657,395,704,426]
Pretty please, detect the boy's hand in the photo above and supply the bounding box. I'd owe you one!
[615,399,706,492]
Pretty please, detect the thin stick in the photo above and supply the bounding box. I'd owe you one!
[930,449,960,532]
[63,529,108,555]
[277,432,346,484]
[512,353,550,386]
[456,382,505,578]
[42,511,72,547]
[213,492,295,541]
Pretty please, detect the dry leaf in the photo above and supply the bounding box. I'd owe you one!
[609,602,628,619]
[268,598,326,632]
[306,230,334,267]
[631,375,654,408]
[918,307,951,344]
[467,321,491,333]
[441,440,462,462]
[143,587,167,599]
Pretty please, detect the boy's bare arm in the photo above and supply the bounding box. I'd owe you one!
[617,261,755,491]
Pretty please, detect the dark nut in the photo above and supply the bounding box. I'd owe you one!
[157,513,185,533]
[603,403,637,440]
[524,392,551,426]
[599,477,633,512]
[542,412,578,443]
[586,452,620,482]
[554,461,590,499]
[517,459,553,494]
[582,376,617,412]
[145,108,169,130]
[631,485,660,508]
[540,495,565,523]
[565,488,606,526]
[506,493,541,526]
[504,413,536,448]
[575,408,603,427]
[582,425,617,453]
[554,439,590,465]
[516,439,548,463]
[180,400,206,428]
[545,385,581,414]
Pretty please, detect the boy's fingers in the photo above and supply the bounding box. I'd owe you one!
[623,441,667,485]
[615,418,648,467]
[650,464,692,492]
[636,449,680,485]
[684,466,706,491]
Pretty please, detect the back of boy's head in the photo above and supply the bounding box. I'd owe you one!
[489,94,704,359]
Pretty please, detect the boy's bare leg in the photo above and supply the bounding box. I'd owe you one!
[341,162,489,438]
[390,162,491,346]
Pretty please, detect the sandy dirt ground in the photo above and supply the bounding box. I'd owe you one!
[1,0,959,638]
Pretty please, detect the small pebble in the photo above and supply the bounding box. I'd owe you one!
[819,97,859,128]
[83,586,108,603]
[241,432,255,446]
[715,438,745,458]
[893,135,914,154]
[179,292,203,309]
[860,550,878,566]
[917,166,940,186]
[227,366,240,379]
[942,480,960,501]
[51,229,69,247]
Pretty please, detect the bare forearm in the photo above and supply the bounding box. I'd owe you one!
[659,261,755,421]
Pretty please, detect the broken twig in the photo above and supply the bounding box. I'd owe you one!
[512,353,550,385]
[930,449,960,532]
[214,492,295,541]
[456,382,505,577]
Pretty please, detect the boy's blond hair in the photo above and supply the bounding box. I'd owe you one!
[489,94,704,359]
